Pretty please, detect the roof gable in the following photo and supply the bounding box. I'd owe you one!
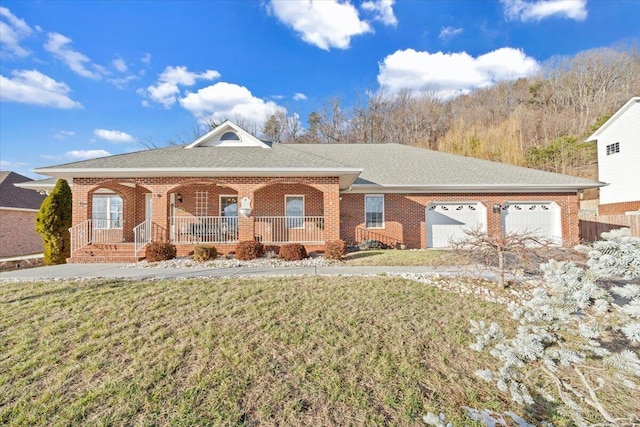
[586,97,640,141]
[185,120,271,149]
[0,171,46,210]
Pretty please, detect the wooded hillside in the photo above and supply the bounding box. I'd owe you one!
[264,46,640,182]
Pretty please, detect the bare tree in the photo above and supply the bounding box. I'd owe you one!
[450,227,553,288]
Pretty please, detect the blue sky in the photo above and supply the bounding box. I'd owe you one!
[1,0,639,179]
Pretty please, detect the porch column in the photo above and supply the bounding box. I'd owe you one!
[150,192,169,241]
[237,191,256,242]
[323,183,341,242]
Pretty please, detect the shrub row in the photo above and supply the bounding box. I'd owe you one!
[145,239,348,262]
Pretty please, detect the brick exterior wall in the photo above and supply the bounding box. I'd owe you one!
[70,177,580,257]
[71,177,340,255]
[340,192,580,248]
[0,209,44,257]
[598,201,640,215]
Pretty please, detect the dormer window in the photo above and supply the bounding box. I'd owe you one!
[220,131,240,141]
[606,142,620,155]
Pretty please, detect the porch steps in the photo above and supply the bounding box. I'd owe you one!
[67,243,145,263]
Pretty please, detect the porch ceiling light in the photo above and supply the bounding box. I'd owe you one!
[177,193,183,203]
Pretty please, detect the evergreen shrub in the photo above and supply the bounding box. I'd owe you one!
[145,241,177,262]
[324,240,347,260]
[235,240,264,260]
[193,245,217,262]
[35,179,72,265]
[279,243,308,261]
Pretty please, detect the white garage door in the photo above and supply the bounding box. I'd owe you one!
[501,202,561,243]
[426,202,487,248]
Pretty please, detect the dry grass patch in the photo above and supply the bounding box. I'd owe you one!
[1,277,536,425]
[343,249,453,267]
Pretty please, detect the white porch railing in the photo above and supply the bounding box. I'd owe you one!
[254,216,324,243]
[134,219,152,255]
[171,216,238,244]
[69,219,92,255]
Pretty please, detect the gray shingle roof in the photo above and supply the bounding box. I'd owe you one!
[0,171,46,210]
[290,143,601,188]
[34,141,602,191]
[40,143,348,170]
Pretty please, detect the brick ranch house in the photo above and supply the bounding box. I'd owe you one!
[32,121,603,263]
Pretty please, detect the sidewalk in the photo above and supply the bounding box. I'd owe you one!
[0,263,463,281]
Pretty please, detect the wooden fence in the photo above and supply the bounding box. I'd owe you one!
[579,214,640,242]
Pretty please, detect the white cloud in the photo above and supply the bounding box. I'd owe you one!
[44,32,104,79]
[0,69,82,108]
[180,82,286,127]
[0,159,27,169]
[268,0,372,50]
[361,0,397,27]
[108,74,137,89]
[112,58,127,72]
[143,65,221,108]
[0,7,33,57]
[66,150,110,160]
[93,129,135,143]
[377,47,539,98]
[54,130,75,140]
[141,53,151,64]
[293,92,308,101]
[439,26,463,40]
[43,150,111,161]
[502,0,587,21]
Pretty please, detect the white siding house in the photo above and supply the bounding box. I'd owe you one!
[587,97,640,214]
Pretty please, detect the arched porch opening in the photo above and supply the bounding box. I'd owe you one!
[167,180,239,244]
[253,182,325,244]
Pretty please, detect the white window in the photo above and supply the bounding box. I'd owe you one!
[606,142,620,155]
[92,195,123,229]
[195,191,208,216]
[365,195,384,228]
[285,195,304,228]
[220,196,238,217]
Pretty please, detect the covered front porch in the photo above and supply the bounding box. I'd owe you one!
[67,177,340,262]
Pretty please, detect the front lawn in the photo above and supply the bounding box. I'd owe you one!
[1,276,512,426]
[342,249,450,266]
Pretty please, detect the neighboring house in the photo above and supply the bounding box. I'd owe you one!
[33,121,602,263]
[586,97,640,215]
[0,171,46,258]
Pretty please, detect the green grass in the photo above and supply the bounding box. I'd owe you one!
[1,276,513,426]
[343,249,452,266]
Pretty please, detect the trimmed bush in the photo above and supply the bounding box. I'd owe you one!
[145,241,177,262]
[279,243,308,261]
[235,240,264,260]
[193,245,217,262]
[35,179,72,265]
[324,239,347,260]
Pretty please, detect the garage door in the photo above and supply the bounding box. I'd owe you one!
[501,202,561,243]
[426,202,487,248]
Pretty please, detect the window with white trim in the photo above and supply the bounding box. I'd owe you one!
[195,191,208,216]
[365,195,384,228]
[606,142,620,155]
[285,195,304,228]
[92,195,123,229]
[220,196,238,217]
